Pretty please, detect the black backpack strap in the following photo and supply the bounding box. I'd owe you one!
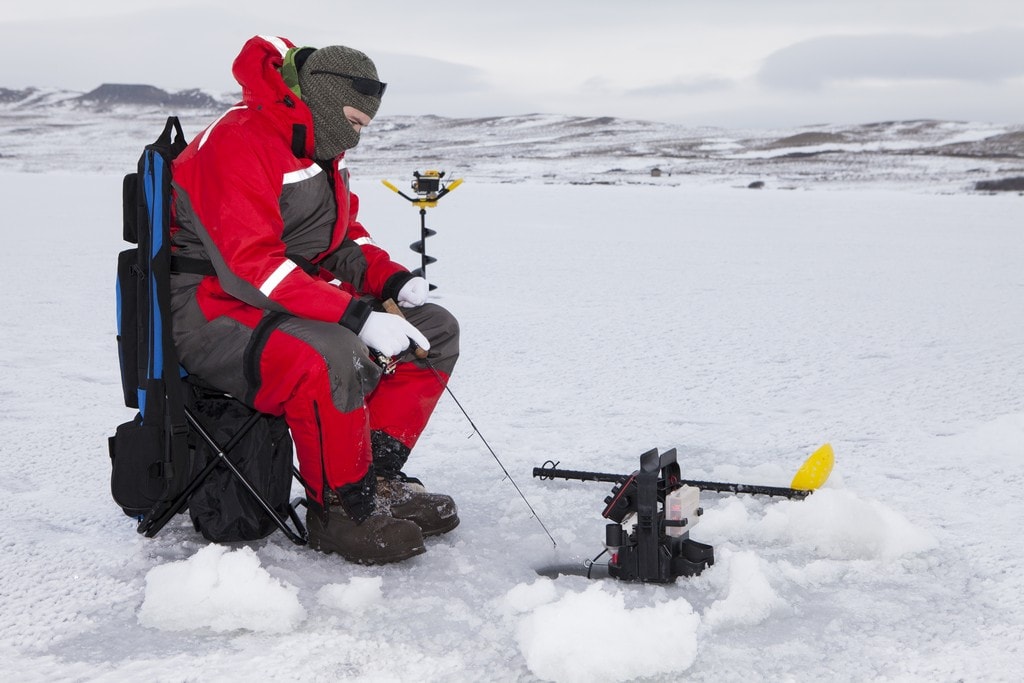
[170,253,325,279]
[156,116,188,158]
[170,255,216,275]
[140,119,191,499]
[286,252,320,276]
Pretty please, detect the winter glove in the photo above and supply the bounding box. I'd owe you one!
[397,276,429,308]
[358,310,431,357]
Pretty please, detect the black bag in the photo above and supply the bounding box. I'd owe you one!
[186,386,295,542]
[109,416,169,517]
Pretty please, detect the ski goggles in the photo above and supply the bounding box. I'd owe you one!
[308,70,388,97]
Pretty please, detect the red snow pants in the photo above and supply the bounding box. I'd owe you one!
[173,302,459,506]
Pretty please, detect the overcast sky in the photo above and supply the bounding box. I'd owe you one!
[2,0,1022,128]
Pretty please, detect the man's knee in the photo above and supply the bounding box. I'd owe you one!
[407,303,459,373]
[432,304,460,344]
[263,319,383,413]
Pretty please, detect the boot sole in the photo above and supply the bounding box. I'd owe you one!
[421,514,460,537]
[311,539,427,565]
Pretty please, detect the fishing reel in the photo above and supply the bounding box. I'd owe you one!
[536,448,714,583]
[602,449,714,582]
[533,444,833,583]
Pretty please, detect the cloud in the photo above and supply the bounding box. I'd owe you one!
[3,5,1022,127]
[374,53,488,96]
[758,29,1024,89]
[0,11,265,92]
[628,77,736,97]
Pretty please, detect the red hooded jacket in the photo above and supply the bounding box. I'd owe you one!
[170,35,410,332]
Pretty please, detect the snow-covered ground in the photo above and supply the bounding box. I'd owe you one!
[1,137,1022,681]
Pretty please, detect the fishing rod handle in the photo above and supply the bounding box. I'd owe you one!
[382,298,429,359]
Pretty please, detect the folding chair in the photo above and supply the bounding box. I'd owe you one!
[109,116,307,545]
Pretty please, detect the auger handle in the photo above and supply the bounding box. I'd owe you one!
[438,178,463,198]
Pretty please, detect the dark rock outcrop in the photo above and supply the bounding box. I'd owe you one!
[0,87,36,103]
[974,176,1024,192]
[75,84,224,109]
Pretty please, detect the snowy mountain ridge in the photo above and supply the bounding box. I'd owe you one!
[2,83,1022,193]
[0,83,233,109]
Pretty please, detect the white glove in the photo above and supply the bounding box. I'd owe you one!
[397,276,429,308]
[358,311,431,357]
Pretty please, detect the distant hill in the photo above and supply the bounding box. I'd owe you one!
[0,84,235,110]
[0,87,33,104]
[1,87,1021,193]
[77,83,228,109]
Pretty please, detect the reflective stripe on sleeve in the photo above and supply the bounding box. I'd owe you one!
[283,164,322,185]
[259,260,298,297]
[354,237,374,246]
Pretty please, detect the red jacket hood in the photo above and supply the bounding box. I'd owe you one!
[231,35,315,157]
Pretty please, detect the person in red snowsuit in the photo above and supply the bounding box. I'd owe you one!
[169,35,459,564]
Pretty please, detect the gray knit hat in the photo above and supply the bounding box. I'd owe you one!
[297,45,385,159]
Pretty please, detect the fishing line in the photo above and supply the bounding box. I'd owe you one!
[382,298,557,547]
[425,359,558,548]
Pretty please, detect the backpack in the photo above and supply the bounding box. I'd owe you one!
[110,116,190,519]
[109,116,296,542]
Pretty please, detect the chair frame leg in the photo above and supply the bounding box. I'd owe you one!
[138,406,308,545]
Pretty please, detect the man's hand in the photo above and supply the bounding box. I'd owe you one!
[358,310,430,357]
[397,276,429,308]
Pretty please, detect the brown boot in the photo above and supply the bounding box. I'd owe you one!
[306,503,425,565]
[376,477,460,537]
